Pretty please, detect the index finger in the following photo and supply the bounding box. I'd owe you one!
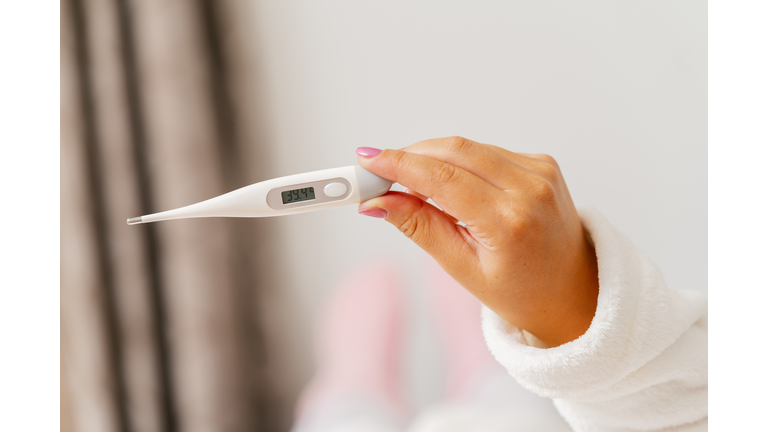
[402,137,528,191]
[357,148,500,226]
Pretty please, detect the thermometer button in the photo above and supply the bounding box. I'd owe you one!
[324,182,347,198]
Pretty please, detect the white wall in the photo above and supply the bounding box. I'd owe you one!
[243,0,706,411]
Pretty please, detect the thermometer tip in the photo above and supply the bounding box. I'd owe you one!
[127,216,143,225]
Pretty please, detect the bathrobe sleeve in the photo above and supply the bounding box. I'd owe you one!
[481,208,708,432]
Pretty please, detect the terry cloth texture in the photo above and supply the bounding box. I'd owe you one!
[482,208,708,432]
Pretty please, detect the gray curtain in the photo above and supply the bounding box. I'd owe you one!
[61,0,283,430]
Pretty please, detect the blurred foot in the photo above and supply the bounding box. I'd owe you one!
[424,259,572,431]
[294,261,409,428]
[425,258,499,401]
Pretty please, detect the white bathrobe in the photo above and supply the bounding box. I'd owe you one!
[481,208,708,431]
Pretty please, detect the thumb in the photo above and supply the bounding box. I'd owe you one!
[358,191,479,274]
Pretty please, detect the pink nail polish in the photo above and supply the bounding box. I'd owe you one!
[356,147,382,158]
[359,208,388,219]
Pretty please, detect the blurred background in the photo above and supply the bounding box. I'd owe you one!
[61,1,706,431]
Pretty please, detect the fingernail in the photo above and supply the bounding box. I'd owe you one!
[356,147,382,158]
[358,208,388,219]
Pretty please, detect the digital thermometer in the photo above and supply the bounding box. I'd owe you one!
[127,164,392,225]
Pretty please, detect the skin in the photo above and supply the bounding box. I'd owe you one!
[357,136,599,348]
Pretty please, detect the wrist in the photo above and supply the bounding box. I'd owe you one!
[521,233,599,347]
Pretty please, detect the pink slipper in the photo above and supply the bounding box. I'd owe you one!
[425,258,500,402]
[294,260,410,426]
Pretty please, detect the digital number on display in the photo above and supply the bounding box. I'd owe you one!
[281,187,316,204]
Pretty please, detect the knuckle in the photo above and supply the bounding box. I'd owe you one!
[397,215,420,239]
[393,201,434,247]
[534,153,558,166]
[539,163,559,183]
[533,154,561,182]
[445,136,474,154]
[530,176,557,202]
[397,214,428,245]
[389,149,408,169]
[431,162,461,185]
[505,214,530,241]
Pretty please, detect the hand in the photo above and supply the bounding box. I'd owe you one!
[356,137,599,347]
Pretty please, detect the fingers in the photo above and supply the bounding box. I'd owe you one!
[483,144,562,178]
[358,192,480,276]
[403,136,528,190]
[401,137,562,192]
[358,148,501,227]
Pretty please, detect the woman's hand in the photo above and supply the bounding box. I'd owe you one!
[356,137,599,347]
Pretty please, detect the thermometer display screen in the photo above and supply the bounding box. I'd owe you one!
[281,187,316,204]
